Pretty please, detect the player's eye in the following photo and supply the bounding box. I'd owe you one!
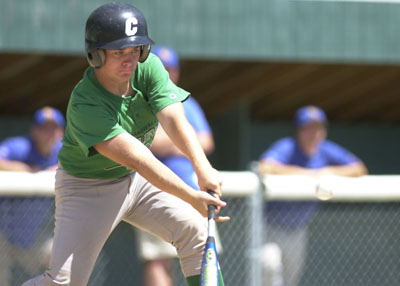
[131,47,140,54]
[110,49,124,56]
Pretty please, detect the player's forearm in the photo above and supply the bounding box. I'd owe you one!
[150,141,184,157]
[0,158,33,172]
[176,126,213,175]
[157,105,213,175]
[94,133,197,204]
[151,128,214,159]
[260,160,368,177]
[45,164,59,171]
[320,162,368,177]
[133,153,196,202]
[197,132,215,155]
[150,126,185,157]
[259,161,313,175]
[131,153,226,219]
[157,104,223,196]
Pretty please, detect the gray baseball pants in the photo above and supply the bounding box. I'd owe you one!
[22,168,207,286]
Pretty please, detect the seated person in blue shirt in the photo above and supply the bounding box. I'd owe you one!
[0,106,65,285]
[258,105,367,286]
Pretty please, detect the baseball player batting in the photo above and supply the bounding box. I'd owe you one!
[22,2,229,286]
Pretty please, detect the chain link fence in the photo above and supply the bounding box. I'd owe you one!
[0,197,55,286]
[1,173,399,286]
[303,202,400,286]
[0,195,261,286]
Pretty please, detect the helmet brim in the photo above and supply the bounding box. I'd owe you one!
[99,36,154,50]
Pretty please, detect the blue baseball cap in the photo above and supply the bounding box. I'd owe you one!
[152,45,179,69]
[294,105,327,127]
[34,106,65,127]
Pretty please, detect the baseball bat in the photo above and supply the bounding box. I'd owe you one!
[200,191,220,286]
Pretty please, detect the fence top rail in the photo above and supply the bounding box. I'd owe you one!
[0,171,399,201]
[0,170,261,197]
[263,174,400,202]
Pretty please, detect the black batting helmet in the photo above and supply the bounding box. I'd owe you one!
[85,2,154,68]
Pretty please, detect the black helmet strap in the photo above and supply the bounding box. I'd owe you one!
[139,45,151,63]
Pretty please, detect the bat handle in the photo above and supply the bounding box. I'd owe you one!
[208,204,216,220]
[207,190,217,220]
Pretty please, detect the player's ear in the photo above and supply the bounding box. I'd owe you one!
[87,48,105,68]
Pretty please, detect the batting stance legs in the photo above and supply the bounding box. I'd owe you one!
[22,169,208,286]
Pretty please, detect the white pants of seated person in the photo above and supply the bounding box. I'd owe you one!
[261,225,307,286]
[0,232,52,286]
[22,168,207,286]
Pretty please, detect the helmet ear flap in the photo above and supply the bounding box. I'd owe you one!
[139,45,151,63]
[87,48,105,68]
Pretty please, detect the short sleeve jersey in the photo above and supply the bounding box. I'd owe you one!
[159,97,212,189]
[58,54,190,179]
[259,137,361,229]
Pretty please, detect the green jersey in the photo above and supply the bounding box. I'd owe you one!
[58,54,190,179]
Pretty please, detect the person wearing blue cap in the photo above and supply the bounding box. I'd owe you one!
[0,106,65,285]
[133,45,215,286]
[0,106,65,172]
[258,105,367,286]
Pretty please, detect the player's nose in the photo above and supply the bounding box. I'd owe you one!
[122,54,137,67]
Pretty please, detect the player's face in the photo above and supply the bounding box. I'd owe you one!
[297,122,327,155]
[102,47,141,82]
